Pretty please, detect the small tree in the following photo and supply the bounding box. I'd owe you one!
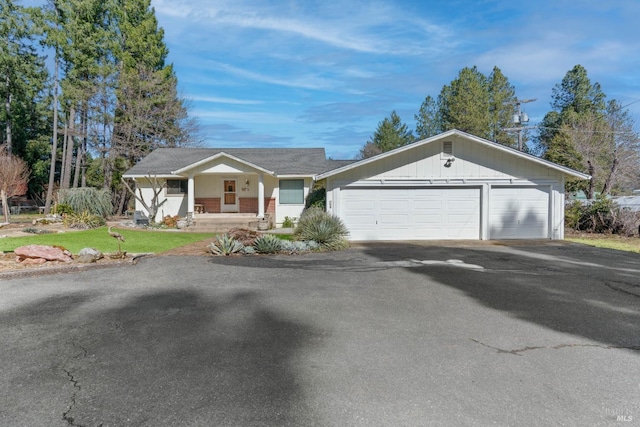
[121,174,167,224]
[0,147,30,223]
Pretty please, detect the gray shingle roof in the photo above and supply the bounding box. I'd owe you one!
[124,147,354,177]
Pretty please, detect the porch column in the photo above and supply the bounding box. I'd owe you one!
[257,173,265,218]
[187,175,195,215]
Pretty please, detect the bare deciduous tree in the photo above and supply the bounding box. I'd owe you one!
[0,147,30,223]
[121,174,166,224]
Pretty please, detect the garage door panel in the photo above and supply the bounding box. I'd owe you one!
[340,187,480,241]
[380,214,410,225]
[490,187,549,239]
[380,199,410,211]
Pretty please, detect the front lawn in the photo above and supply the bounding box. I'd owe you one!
[0,227,213,254]
[566,233,640,254]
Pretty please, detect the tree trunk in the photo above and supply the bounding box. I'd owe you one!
[586,160,596,199]
[62,107,76,189]
[4,74,12,154]
[601,157,618,197]
[117,186,128,215]
[1,189,9,224]
[44,53,60,214]
[60,122,68,189]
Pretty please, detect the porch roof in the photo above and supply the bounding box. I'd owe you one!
[123,147,354,178]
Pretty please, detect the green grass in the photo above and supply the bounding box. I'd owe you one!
[0,227,213,254]
[567,237,640,254]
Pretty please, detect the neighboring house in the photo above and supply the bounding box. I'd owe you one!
[316,129,589,240]
[122,147,352,226]
[614,195,640,212]
[124,129,589,240]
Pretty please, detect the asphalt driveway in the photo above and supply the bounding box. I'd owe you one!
[0,241,638,426]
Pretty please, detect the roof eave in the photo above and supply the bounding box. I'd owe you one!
[122,173,176,179]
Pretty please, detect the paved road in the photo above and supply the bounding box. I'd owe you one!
[0,241,638,426]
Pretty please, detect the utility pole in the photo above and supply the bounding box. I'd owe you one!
[503,98,536,151]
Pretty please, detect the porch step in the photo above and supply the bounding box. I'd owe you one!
[185,214,265,233]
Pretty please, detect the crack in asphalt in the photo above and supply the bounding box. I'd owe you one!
[470,339,640,356]
[62,341,89,427]
[605,281,640,298]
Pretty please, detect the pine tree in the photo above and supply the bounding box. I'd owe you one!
[439,66,491,138]
[538,64,606,155]
[367,111,414,154]
[414,95,442,140]
[487,66,517,146]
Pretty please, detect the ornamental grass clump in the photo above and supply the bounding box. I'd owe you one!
[63,210,107,229]
[294,207,349,250]
[209,234,244,256]
[58,188,113,218]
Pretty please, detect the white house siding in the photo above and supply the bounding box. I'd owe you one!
[134,178,187,222]
[324,135,568,241]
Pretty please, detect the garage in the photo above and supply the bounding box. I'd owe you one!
[489,186,550,239]
[340,187,480,241]
[317,130,589,241]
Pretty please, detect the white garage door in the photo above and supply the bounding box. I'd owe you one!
[489,187,549,239]
[339,187,480,241]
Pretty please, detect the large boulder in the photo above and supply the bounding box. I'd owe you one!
[14,245,73,263]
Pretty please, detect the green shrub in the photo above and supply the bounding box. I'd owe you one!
[63,211,107,229]
[294,206,349,250]
[566,197,640,236]
[58,188,113,218]
[282,216,296,228]
[253,234,283,254]
[52,203,75,216]
[209,234,244,256]
[304,187,326,210]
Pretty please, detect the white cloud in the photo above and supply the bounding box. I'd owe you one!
[205,61,339,91]
[189,95,263,105]
[193,110,294,124]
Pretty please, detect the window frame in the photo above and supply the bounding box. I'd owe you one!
[166,179,188,196]
[279,179,305,205]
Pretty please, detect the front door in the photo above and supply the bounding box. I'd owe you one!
[222,179,238,212]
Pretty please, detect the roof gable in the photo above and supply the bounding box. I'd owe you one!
[316,129,590,181]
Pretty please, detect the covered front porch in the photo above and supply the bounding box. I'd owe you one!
[183,172,274,219]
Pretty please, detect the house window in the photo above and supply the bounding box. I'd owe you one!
[279,179,304,204]
[166,179,188,195]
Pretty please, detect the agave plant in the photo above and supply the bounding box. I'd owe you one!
[253,234,283,254]
[209,234,244,256]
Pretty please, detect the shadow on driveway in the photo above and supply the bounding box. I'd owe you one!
[0,288,319,426]
[358,241,640,351]
[208,241,640,352]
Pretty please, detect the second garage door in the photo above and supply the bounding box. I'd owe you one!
[339,187,481,241]
[489,186,550,239]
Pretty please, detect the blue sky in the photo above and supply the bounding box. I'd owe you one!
[146,1,638,158]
